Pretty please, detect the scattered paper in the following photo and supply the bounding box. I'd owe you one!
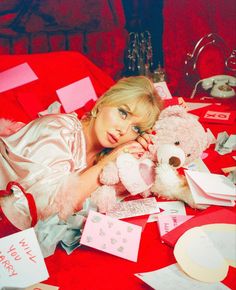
[161,208,236,248]
[80,210,142,262]
[174,224,236,283]
[154,81,172,100]
[0,63,38,93]
[185,170,236,199]
[148,201,186,223]
[199,110,236,125]
[184,158,210,172]
[228,170,236,184]
[157,214,193,237]
[202,224,236,267]
[106,197,160,219]
[56,76,97,113]
[215,132,236,155]
[221,166,236,174]
[185,102,213,111]
[185,170,236,207]
[25,283,59,290]
[135,263,230,289]
[0,228,49,288]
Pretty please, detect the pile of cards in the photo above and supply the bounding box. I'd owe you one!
[185,170,236,207]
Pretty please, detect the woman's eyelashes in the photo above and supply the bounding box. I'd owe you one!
[118,107,128,119]
[118,107,141,134]
[132,125,141,134]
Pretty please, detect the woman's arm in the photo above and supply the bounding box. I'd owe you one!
[55,140,147,219]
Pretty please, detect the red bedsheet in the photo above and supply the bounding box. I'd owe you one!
[0,52,235,290]
[44,99,236,290]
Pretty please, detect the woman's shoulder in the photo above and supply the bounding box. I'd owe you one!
[37,112,81,126]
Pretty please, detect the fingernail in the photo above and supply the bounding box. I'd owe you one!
[151,131,156,135]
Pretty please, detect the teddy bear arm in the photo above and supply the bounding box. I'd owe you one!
[99,161,120,185]
[90,185,117,213]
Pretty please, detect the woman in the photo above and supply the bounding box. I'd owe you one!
[0,76,162,229]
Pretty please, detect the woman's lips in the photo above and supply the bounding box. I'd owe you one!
[107,133,118,144]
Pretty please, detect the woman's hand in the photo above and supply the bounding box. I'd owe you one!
[97,141,145,167]
[136,131,152,150]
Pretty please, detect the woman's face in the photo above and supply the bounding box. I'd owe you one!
[93,103,144,148]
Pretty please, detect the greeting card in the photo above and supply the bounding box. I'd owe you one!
[157,214,193,237]
[0,228,48,288]
[135,263,229,289]
[154,81,172,100]
[185,170,236,207]
[106,197,160,219]
[56,76,97,113]
[198,104,236,125]
[161,207,236,247]
[148,201,186,223]
[80,210,142,262]
[0,63,38,93]
[174,224,236,283]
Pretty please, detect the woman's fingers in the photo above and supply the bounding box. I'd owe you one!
[136,132,152,150]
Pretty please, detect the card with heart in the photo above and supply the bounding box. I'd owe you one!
[80,210,142,262]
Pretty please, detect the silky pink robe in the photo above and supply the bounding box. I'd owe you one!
[0,113,87,228]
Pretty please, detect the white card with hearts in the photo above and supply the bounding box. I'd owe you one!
[80,210,142,262]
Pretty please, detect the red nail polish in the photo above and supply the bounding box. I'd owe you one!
[151,131,156,135]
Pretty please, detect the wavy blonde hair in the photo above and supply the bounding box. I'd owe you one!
[90,76,163,132]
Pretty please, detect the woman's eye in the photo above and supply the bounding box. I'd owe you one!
[118,108,128,119]
[132,126,141,134]
[187,153,191,157]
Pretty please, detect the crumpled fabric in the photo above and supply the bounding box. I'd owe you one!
[34,198,97,257]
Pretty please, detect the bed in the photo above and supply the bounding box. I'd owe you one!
[0,52,235,290]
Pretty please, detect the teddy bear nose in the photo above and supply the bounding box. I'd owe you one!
[169,156,181,167]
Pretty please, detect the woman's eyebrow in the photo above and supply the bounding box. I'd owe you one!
[122,104,132,113]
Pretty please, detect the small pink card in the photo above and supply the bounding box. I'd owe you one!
[157,214,193,237]
[0,63,38,93]
[154,81,172,100]
[80,210,142,262]
[56,76,97,113]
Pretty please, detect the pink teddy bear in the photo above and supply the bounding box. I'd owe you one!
[91,105,211,212]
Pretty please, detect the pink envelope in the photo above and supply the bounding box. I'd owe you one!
[56,77,97,113]
[0,63,38,93]
[80,210,142,262]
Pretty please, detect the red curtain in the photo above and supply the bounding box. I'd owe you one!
[163,0,236,96]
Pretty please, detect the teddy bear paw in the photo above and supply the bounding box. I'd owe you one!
[90,185,117,213]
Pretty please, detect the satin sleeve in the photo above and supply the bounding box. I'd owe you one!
[0,113,87,225]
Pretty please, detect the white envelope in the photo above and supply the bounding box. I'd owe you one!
[185,170,235,207]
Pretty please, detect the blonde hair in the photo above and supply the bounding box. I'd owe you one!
[90,76,163,132]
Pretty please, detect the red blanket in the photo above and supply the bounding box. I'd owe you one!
[0,52,235,290]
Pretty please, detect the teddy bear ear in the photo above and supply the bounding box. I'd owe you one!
[159,105,187,120]
[205,128,216,149]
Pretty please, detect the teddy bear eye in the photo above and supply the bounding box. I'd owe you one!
[187,153,191,157]
[175,141,180,145]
